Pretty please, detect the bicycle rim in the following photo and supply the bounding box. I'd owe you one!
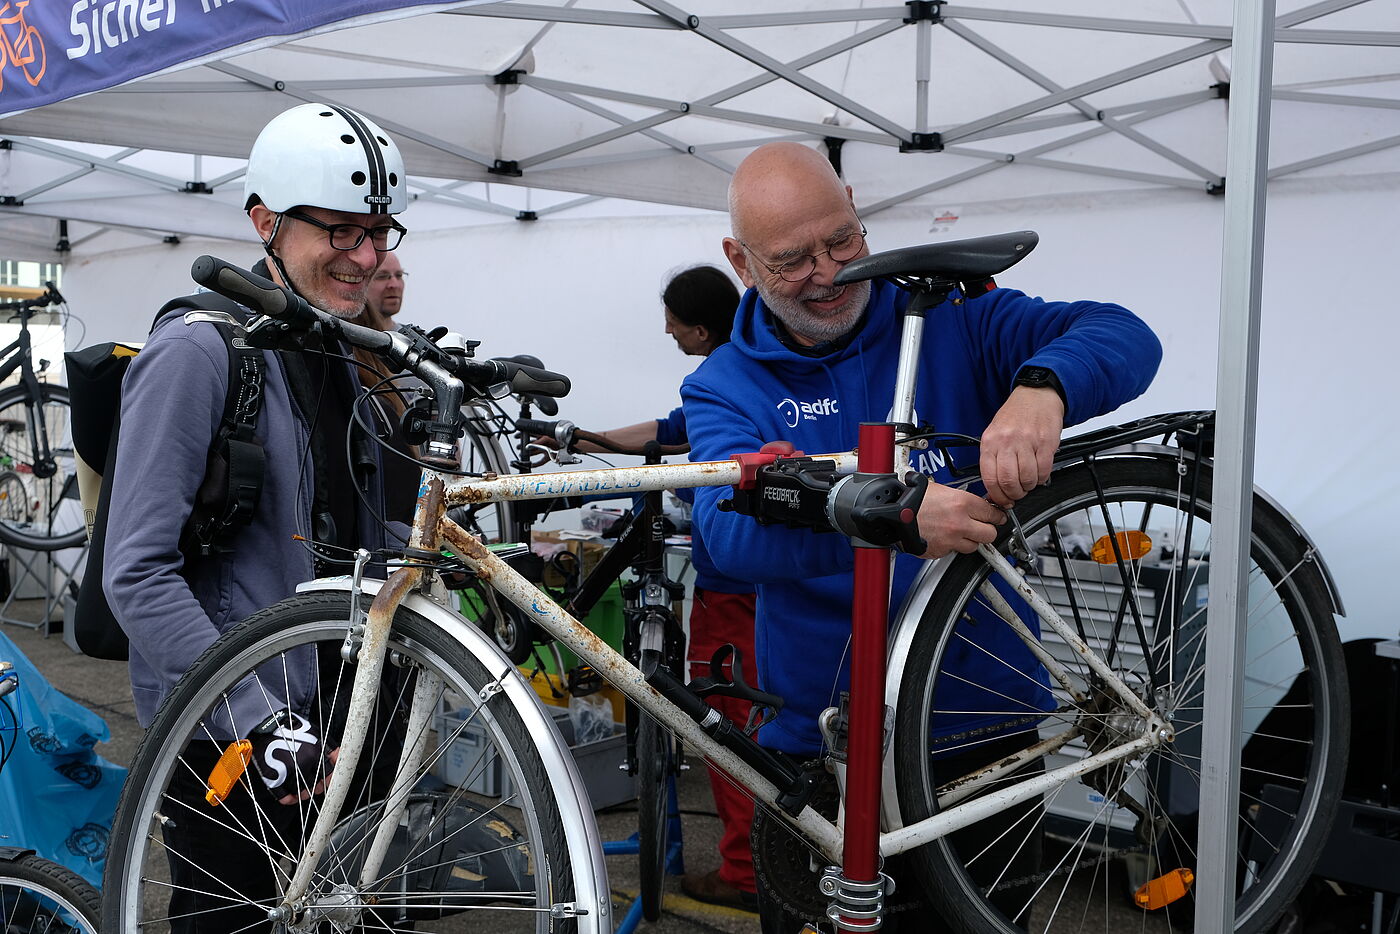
[893,455,1346,934]
[454,404,515,545]
[104,592,579,933]
[636,712,671,922]
[0,854,101,934]
[0,385,85,551]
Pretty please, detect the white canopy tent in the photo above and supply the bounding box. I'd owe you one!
[1,2,1397,919]
[1,0,1396,250]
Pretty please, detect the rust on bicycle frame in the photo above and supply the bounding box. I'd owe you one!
[439,519,628,683]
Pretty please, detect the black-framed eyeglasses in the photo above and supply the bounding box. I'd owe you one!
[740,224,867,282]
[371,270,409,282]
[284,211,407,252]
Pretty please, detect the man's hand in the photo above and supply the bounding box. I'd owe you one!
[979,386,1066,508]
[251,709,336,805]
[916,483,1007,558]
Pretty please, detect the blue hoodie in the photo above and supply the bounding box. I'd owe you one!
[681,278,1161,754]
[655,405,752,595]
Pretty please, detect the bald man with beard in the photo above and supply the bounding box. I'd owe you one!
[681,142,1162,931]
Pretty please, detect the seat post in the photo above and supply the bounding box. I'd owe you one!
[889,282,951,430]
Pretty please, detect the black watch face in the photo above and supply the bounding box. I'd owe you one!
[1018,366,1051,386]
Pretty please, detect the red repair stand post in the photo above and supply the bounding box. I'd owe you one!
[840,422,896,927]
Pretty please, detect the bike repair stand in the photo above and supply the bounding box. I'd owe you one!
[602,772,685,933]
[0,540,87,635]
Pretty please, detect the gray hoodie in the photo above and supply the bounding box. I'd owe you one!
[104,289,397,732]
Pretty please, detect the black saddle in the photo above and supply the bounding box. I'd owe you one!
[834,230,1038,287]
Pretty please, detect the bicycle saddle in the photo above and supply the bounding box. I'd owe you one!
[834,230,1038,286]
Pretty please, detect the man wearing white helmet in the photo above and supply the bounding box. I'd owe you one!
[103,102,411,933]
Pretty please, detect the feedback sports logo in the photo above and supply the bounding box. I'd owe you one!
[776,395,840,428]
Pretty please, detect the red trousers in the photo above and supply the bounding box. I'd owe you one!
[687,587,759,893]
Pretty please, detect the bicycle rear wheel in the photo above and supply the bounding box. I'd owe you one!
[103,592,584,933]
[892,454,1346,934]
[0,852,100,933]
[0,384,85,552]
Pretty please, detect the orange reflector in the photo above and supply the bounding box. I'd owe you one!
[204,739,253,807]
[1135,867,1195,910]
[1091,530,1152,564]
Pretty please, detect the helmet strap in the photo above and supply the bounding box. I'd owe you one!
[261,214,304,303]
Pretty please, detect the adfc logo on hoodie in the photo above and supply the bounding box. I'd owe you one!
[776,396,840,428]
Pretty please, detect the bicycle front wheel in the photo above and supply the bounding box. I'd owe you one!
[103,592,582,933]
[893,454,1346,934]
[0,852,101,933]
[0,384,85,552]
[636,712,674,922]
[455,403,515,545]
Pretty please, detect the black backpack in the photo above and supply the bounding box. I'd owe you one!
[66,293,266,661]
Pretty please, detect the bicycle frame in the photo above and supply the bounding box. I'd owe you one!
[271,447,1176,924]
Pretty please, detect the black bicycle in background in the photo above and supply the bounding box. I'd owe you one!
[0,284,82,552]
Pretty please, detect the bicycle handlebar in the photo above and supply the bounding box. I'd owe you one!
[0,281,65,312]
[516,417,689,457]
[190,255,571,401]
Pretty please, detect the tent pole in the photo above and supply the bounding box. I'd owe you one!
[1195,0,1276,930]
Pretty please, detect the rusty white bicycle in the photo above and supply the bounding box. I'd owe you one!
[102,234,1346,934]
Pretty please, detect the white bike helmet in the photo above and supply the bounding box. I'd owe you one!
[244,103,407,215]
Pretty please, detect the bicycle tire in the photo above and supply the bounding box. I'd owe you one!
[0,852,100,934]
[103,591,581,933]
[636,712,672,922]
[893,454,1347,934]
[455,403,516,545]
[0,384,85,552]
[0,470,28,525]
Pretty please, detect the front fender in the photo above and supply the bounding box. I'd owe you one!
[295,576,611,932]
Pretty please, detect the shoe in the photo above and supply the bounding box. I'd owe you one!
[681,869,759,911]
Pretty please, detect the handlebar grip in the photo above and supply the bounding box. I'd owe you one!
[190,255,319,329]
[515,418,559,437]
[495,360,571,399]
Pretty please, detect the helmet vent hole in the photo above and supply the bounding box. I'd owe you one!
[377,136,389,146]
[389,172,399,186]
[318,111,333,117]
[351,171,367,186]
[340,134,355,144]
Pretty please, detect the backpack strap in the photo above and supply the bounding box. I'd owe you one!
[157,292,269,556]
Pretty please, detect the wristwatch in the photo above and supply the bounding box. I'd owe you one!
[1014,365,1066,403]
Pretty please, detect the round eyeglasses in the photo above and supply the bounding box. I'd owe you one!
[284,211,407,252]
[371,270,409,282]
[741,226,867,282]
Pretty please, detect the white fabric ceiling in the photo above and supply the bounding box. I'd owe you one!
[1,0,1397,257]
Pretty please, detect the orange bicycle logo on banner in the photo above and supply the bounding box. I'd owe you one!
[0,0,47,94]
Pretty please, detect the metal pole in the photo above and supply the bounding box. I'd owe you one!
[1194,0,1275,929]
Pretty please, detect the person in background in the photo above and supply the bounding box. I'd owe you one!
[584,265,762,911]
[351,250,419,522]
[363,251,406,329]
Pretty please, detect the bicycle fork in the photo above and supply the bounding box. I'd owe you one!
[271,480,447,924]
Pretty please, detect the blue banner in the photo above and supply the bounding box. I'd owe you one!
[0,0,445,118]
